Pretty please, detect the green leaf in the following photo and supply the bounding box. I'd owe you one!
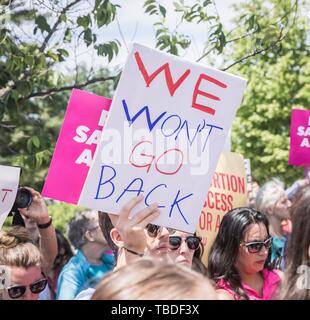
[107,48,113,62]
[95,41,120,61]
[83,28,92,46]
[32,136,40,148]
[60,13,67,22]
[0,101,5,121]
[77,15,91,28]
[159,5,166,17]
[145,4,157,14]
[27,138,33,153]
[25,55,34,66]
[57,48,69,58]
[64,28,72,43]
[203,0,211,6]
[144,0,156,7]
[95,0,102,11]
[95,44,106,56]
[95,1,118,28]
[10,91,19,103]
[110,40,120,55]
[35,152,43,168]
[16,81,32,96]
[46,50,59,61]
[156,28,166,37]
[26,136,40,153]
[35,15,51,33]
[93,33,97,44]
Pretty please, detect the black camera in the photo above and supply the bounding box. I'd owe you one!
[13,187,33,210]
[9,188,33,227]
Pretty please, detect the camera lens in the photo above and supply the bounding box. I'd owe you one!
[14,188,32,209]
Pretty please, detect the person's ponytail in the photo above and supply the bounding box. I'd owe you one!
[0,226,42,268]
[0,226,32,248]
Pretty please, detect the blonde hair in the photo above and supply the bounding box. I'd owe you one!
[0,227,42,268]
[92,258,217,300]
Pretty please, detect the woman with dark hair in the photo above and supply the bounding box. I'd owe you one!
[279,186,310,300]
[167,230,206,274]
[208,207,281,300]
[192,235,208,275]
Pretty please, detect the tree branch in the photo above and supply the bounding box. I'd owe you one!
[116,16,128,52]
[197,0,298,66]
[23,76,116,99]
[196,46,215,62]
[221,28,284,71]
[39,0,82,52]
[225,30,258,45]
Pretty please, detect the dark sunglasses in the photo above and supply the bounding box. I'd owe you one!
[146,224,176,238]
[243,237,272,254]
[6,277,48,299]
[169,236,201,251]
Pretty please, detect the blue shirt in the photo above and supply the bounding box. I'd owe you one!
[270,236,287,270]
[56,249,115,300]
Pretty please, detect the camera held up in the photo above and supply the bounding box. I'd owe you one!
[12,187,33,210]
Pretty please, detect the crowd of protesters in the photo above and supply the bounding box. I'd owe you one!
[0,177,309,300]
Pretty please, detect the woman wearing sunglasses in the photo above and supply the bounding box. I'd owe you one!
[0,227,48,300]
[208,207,281,300]
[167,231,202,267]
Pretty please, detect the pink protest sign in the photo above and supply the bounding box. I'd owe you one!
[42,89,111,204]
[288,109,310,167]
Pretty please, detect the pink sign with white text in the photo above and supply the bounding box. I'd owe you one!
[42,89,111,204]
[288,109,310,167]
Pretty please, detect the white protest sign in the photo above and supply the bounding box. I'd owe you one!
[79,43,247,233]
[0,165,21,229]
[244,158,252,192]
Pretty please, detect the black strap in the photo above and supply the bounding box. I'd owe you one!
[124,247,144,257]
[37,217,53,229]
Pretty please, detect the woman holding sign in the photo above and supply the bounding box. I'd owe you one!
[208,207,281,300]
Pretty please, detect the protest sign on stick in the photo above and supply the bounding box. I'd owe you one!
[196,151,247,264]
[0,165,21,229]
[42,89,111,204]
[288,109,310,167]
[79,43,247,233]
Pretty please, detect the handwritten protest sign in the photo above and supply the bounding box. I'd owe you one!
[79,43,247,233]
[42,89,111,204]
[196,151,247,264]
[0,165,21,229]
[288,109,310,167]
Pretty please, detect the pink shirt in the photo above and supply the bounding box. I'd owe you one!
[217,269,281,300]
